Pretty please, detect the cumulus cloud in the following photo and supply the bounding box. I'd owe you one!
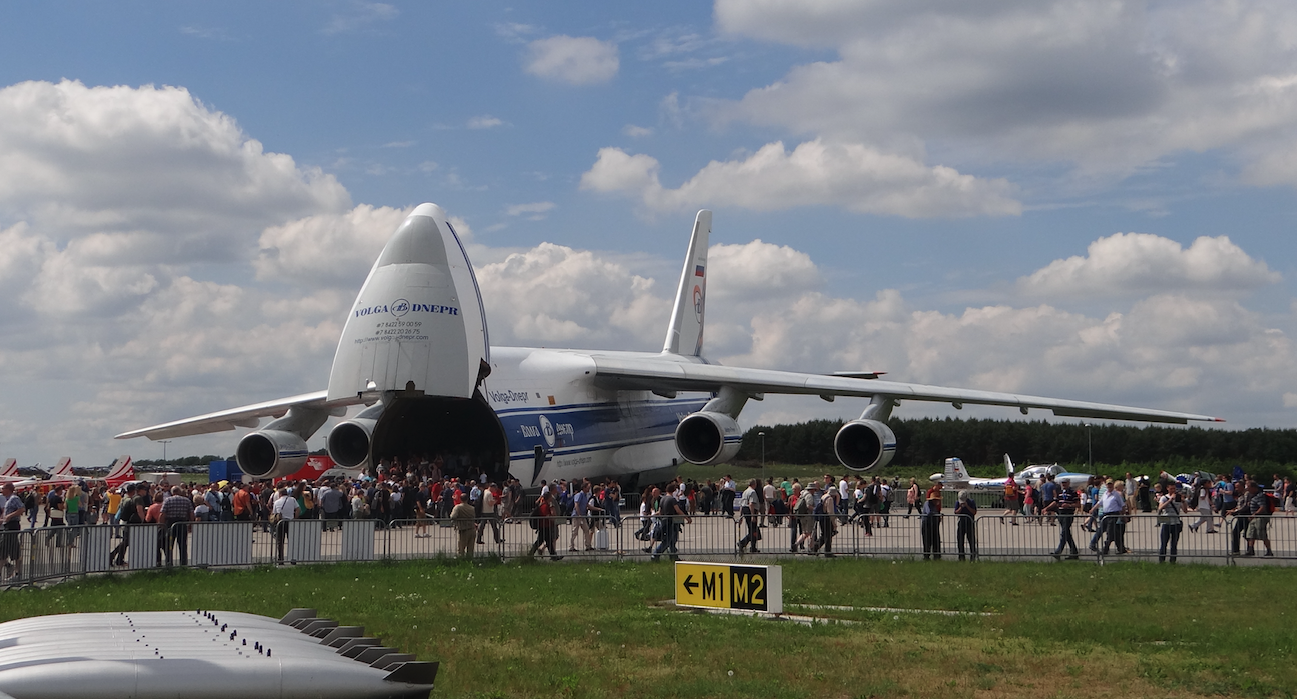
[255,204,412,287]
[524,36,619,85]
[580,140,1021,217]
[476,243,663,346]
[1018,232,1280,300]
[712,0,1297,182]
[0,80,350,257]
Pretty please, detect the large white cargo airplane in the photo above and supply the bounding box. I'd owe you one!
[116,205,1222,488]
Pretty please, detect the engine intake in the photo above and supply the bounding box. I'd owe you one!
[675,412,742,466]
[834,419,897,471]
[327,417,377,469]
[236,430,309,479]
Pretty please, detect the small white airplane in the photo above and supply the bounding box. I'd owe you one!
[116,205,1223,488]
[929,455,1016,490]
[1014,462,1095,489]
[13,457,75,490]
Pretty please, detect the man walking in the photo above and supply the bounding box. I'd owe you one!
[1,482,24,581]
[652,487,690,561]
[1047,479,1080,559]
[1241,481,1274,557]
[159,486,194,566]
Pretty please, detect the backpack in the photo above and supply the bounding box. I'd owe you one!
[1004,481,1017,498]
[794,497,810,516]
[1266,493,1280,513]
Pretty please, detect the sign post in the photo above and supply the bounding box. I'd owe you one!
[674,561,782,614]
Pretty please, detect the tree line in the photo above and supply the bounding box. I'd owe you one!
[733,418,1297,474]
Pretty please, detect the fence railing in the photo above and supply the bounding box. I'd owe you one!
[3,510,1294,588]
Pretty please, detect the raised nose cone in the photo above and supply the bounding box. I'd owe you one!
[375,204,449,268]
[326,203,489,403]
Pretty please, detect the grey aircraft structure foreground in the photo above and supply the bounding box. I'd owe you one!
[0,608,436,699]
[117,204,1223,488]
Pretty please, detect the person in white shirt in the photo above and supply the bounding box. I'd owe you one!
[761,479,777,526]
[272,487,299,563]
[737,480,762,553]
[1095,480,1128,555]
[1188,480,1217,533]
[719,476,737,517]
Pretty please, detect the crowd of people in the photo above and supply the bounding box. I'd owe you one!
[3,463,1292,582]
[1004,470,1295,563]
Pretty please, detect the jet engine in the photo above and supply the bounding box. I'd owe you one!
[326,403,383,469]
[675,411,742,466]
[236,430,309,479]
[833,419,897,471]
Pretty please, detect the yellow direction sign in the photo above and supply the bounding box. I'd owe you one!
[674,561,782,614]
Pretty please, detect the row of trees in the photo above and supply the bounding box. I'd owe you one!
[734,418,1297,473]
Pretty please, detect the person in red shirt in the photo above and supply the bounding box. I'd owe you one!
[232,483,252,522]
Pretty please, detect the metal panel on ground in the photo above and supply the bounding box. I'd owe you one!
[126,524,160,570]
[79,526,112,573]
[342,520,375,561]
[287,519,323,563]
[192,522,254,566]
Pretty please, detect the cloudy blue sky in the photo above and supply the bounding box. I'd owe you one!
[2,1,1296,467]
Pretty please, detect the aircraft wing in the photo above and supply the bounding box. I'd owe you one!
[590,356,1223,424]
[114,390,340,441]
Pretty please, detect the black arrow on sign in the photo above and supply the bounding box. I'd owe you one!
[683,574,698,595]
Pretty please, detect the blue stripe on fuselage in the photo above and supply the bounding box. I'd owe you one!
[497,398,708,458]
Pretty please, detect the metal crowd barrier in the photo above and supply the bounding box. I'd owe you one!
[5,511,1296,588]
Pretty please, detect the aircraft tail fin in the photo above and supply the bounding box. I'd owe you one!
[46,457,71,477]
[105,456,134,486]
[662,210,712,357]
[1004,453,1014,478]
[0,458,15,478]
[944,457,970,483]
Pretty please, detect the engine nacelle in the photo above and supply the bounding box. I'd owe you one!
[675,412,742,466]
[327,417,378,469]
[834,419,897,472]
[236,430,309,479]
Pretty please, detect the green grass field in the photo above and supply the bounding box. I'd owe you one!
[2,558,1293,698]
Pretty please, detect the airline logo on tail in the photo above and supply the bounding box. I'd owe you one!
[105,456,134,487]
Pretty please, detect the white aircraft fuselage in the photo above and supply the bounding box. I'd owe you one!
[482,347,709,486]
[116,203,1221,489]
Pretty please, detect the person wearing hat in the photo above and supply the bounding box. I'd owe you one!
[954,490,978,561]
[921,481,943,560]
[450,491,477,558]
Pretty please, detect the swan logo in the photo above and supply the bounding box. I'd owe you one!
[539,415,556,448]
[390,298,410,318]
[692,285,704,322]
